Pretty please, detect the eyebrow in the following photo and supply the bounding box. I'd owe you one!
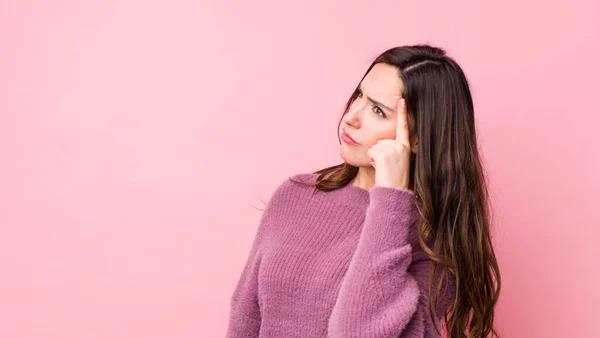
[359,85,395,113]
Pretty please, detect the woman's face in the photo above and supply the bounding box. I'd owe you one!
[340,63,406,167]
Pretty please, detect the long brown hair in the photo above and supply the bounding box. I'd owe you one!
[290,44,501,337]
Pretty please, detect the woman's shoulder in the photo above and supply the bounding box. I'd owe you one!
[259,172,318,216]
[287,172,320,184]
[272,172,319,196]
[259,172,318,206]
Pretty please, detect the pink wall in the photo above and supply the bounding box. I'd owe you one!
[1,1,598,337]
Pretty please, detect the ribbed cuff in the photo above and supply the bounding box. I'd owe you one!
[360,186,419,252]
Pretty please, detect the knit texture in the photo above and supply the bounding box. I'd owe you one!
[226,173,456,338]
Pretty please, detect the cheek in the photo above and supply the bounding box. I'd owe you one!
[363,125,396,147]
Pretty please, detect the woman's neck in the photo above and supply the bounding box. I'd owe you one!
[350,167,376,191]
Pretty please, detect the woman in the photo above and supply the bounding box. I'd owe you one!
[226,44,501,338]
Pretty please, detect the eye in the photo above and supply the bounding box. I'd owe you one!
[372,106,386,118]
[356,89,386,118]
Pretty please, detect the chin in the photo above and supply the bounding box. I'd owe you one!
[339,146,367,167]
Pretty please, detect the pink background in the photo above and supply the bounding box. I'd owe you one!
[1,1,599,337]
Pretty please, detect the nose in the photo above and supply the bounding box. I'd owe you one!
[344,104,361,127]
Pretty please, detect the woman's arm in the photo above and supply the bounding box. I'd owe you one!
[225,221,263,338]
[225,178,290,337]
[327,186,426,338]
[226,203,272,338]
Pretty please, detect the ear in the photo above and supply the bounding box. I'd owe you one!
[411,136,418,154]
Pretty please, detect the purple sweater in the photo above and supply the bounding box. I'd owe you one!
[226,173,456,337]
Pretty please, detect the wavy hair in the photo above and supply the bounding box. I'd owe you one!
[290,44,501,338]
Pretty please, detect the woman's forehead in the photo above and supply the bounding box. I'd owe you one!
[361,64,403,102]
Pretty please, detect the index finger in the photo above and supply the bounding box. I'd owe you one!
[395,98,410,146]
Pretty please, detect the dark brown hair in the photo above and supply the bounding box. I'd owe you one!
[290,44,501,337]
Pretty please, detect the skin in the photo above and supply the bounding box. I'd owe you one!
[339,63,418,191]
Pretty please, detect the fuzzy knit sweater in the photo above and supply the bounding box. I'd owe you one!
[226,173,456,338]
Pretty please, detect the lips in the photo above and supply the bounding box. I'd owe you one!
[342,129,358,144]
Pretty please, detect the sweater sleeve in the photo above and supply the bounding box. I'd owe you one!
[225,219,263,338]
[225,178,290,337]
[327,186,425,338]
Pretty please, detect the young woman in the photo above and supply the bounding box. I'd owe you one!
[226,44,501,338]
